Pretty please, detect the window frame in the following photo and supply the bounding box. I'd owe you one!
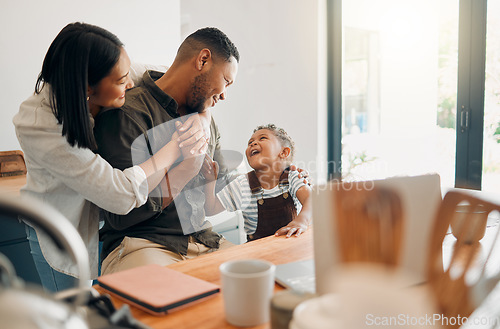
[455,0,487,190]
[327,0,489,190]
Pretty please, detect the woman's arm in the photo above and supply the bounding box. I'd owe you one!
[140,111,212,201]
[94,106,212,208]
[137,134,181,194]
[16,122,149,215]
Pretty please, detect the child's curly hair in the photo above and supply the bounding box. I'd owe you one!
[254,124,295,163]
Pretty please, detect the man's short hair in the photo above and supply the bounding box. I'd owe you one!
[254,124,295,163]
[177,27,240,63]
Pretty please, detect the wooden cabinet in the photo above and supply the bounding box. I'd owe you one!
[0,217,41,285]
[0,172,41,285]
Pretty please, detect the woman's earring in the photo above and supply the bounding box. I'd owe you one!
[87,96,90,101]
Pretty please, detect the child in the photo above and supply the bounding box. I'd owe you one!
[202,124,312,241]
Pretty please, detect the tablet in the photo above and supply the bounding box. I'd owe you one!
[98,264,220,315]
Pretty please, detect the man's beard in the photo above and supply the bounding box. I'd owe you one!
[186,71,210,114]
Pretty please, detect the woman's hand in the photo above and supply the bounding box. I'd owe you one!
[176,115,209,153]
[170,130,180,146]
[175,112,211,155]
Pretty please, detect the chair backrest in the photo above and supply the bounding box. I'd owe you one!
[313,174,442,293]
[333,184,404,266]
[0,151,26,177]
[427,190,500,326]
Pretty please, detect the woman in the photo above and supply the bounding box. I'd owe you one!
[13,22,208,292]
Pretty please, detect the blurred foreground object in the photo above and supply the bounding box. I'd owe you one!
[427,190,500,328]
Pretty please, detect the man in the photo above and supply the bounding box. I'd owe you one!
[94,27,239,274]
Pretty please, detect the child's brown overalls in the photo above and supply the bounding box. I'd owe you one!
[246,168,297,242]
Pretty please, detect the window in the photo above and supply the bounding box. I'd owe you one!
[483,0,500,192]
[328,0,494,191]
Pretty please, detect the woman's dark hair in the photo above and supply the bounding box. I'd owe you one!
[35,22,124,150]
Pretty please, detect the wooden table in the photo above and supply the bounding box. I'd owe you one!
[95,230,314,329]
[96,219,500,329]
[5,165,499,327]
[0,171,311,328]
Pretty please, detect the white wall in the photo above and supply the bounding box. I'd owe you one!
[181,0,327,182]
[1,0,327,181]
[0,0,181,151]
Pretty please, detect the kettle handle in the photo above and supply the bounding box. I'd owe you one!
[0,253,23,289]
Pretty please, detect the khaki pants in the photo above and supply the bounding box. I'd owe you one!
[101,236,234,275]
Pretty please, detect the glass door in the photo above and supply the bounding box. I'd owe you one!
[341,0,459,189]
[483,0,500,192]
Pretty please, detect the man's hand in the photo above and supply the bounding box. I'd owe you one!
[289,164,312,186]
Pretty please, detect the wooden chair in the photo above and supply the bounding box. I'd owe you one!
[427,190,500,327]
[327,184,435,329]
[333,184,405,266]
[0,151,26,177]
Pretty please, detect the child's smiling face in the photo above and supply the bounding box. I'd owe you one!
[246,129,288,171]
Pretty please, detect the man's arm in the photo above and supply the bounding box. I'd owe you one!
[95,105,211,230]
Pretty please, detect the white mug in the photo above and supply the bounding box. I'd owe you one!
[219,259,276,327]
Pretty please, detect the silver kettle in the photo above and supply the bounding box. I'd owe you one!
[0,194,91,329]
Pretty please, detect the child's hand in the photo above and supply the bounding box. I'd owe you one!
[201,154,219,181]
[275,218,309,238]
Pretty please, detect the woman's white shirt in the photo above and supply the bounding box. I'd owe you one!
[12,86,149,279]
